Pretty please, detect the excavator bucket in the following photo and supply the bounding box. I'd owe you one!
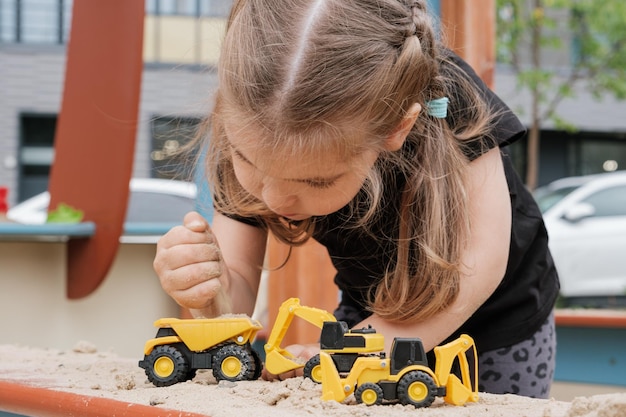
[433,334,479,405]
[264,347,303,375]
[263,298,336,375]
[319,351,349,402]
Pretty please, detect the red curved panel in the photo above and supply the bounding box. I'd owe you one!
[48,0,145,299]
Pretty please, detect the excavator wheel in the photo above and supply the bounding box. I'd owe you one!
[303,354,322,384]
[212,344,257,382]
[397,370,438,408]
[355,382,384,406]
[144,345,190,387]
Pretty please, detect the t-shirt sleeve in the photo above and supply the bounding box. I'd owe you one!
[445,51,527,160]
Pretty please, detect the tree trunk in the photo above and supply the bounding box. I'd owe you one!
[526,122,540,190]
[525,0,543,190]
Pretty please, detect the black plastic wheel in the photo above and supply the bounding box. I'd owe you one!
[251,348,263,380]
[355,382,384,406]
[303,354,322,384]
[143,345,190,387]
[397,370,438,408]
[212,344,257,382]
[186,368,198,380]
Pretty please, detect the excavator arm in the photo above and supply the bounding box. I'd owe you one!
[433,334,479,405]
[263,298,336,375]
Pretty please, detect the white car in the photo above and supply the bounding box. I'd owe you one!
[534,171,626,305]
[7,178,198,226]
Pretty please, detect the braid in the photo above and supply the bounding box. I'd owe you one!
[393,0,440,109]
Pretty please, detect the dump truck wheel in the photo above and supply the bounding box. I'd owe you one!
[397,370,437,408]
[303,354,322,384]
[144,345,190,387]
[212,344,256,382]
[251,349,263,380]
[355,383,384,406]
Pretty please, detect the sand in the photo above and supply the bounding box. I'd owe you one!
[1,342,625,417]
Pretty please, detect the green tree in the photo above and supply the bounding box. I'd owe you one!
[496,0,626,189]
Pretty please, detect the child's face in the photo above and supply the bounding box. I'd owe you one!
[224,121,378,220]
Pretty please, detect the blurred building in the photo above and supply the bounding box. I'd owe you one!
[0,0,625,206]
[0,0,228,205]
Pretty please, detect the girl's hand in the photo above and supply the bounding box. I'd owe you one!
[154,211,231,315]
[261,343,320,381]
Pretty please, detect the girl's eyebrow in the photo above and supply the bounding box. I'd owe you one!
[231,145,346,184]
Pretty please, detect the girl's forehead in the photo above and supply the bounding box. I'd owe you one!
[223,114,376,162]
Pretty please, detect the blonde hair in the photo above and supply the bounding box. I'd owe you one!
[205,0,495,322]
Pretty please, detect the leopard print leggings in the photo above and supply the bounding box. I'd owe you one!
[477,311,556,398]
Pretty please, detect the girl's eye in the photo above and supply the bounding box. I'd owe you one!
[232,149,252,165]
[306,179,335,189]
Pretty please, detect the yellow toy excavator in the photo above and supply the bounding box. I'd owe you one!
[318,321,479,408]
[263,297,336,381]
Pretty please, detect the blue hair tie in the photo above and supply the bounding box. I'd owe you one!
[425,97,449,119]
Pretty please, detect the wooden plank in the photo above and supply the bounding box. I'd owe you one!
[555,309,626,329]
[48,0,145,299]
[0,380,209,417]
[440,0,495,88]
[267,237,338,347]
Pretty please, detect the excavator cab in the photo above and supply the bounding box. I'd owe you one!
[389,338,429,374]
[320,321,385,353]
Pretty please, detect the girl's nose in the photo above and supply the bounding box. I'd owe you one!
[261,180,298,214]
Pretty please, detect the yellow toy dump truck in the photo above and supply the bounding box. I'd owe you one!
[139,316,263,386]
[318,321,479,408]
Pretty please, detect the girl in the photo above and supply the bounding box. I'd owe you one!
[154,0,559,398]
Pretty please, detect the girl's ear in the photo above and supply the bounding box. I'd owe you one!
[384,103,422,151]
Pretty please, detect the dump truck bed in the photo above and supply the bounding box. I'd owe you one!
[154,316,262,352]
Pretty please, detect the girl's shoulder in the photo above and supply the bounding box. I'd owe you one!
[443,50,526,156]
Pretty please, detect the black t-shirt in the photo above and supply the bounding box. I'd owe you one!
[221,53,560,353]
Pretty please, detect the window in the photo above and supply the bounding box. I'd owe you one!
[18,113,57,201]
[534,185,580,214]
[150,116,201,180]
[146,0,232,17]
[0,0,72,44]
[126,191,196,222]
[579,140,626,176]
[1,0,231,45]
[583,186,626,217]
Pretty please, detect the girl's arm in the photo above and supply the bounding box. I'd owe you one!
[154,211,267,317]
[354,146,512,353]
